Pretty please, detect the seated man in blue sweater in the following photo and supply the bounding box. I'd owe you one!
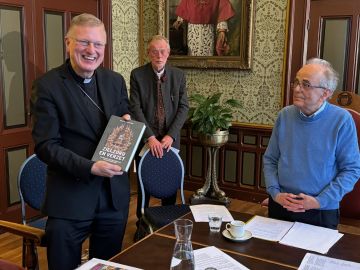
[263,58,360,229]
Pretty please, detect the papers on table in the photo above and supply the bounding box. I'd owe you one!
[299,253,360,270]
[244,215,343,254]
[279,222,343,254]
[190,204,234,222]
[76,258,143,270]
[194,246,250,270]
[244,215,293,241]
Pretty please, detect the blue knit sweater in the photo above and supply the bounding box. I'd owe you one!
[263,102,360,210]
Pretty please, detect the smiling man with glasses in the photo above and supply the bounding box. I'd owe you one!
[263,58,360,229]
[31,13,131,270]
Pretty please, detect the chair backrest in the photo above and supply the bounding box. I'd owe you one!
[339,108,360,218]
[329,90,360,112]
[138,148,185,208]
[329,91,360,218]
[18,154,47,225]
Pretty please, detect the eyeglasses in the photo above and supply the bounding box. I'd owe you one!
[291,79,327,91]
[149,49,169,56]
[70,38,105,49]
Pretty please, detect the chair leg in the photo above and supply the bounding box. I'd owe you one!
[24,238,39,270]
[148,224,154,234]
[142,216,154,234]
[133,218,151,242]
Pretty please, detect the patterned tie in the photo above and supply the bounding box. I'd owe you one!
[155,76,166,136]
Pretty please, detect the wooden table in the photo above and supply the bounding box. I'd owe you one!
[111,212,360,269]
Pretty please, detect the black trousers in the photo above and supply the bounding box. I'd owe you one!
[135,154,177,220]
[268,196,339,229]
[45,180,128,270]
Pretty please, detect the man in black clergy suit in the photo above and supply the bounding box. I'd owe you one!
[31,14,130,270]
[129,35,189,235]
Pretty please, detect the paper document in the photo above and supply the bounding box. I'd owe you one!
[194,246,250,270]
[245,216,343,254]
[298,253,360,270]
[190,204,234,222]
[76,258,143,270]
[244,215,294,241]
[279,222,343,254]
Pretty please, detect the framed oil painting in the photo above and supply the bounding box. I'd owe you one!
[156,0,254,69]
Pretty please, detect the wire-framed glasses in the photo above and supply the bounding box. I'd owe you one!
[290,79,327,91]
[149,49,169,56]
[70,37,105,49]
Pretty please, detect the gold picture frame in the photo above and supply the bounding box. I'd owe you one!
[150,0,255,69]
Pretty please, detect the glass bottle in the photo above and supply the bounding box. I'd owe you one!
[170,219,195,270]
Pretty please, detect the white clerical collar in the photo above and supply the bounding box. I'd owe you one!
[154,68,165,80]
[83,77,92,84]
[300,101,327,118]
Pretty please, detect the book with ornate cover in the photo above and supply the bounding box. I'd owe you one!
[91,115,146,172]
[75,258,142,270]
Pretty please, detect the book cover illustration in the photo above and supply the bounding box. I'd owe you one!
[76,258,143,270]
[92,115,145,172]
[90,263,125,270]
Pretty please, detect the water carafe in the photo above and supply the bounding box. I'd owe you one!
[170,219,195,270]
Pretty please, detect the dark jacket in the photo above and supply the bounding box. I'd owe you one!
[129,63,189,149]
[31,62,130,220]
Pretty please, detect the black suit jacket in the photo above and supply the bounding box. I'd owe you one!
[31,62,130,220]
[129,63,189,149]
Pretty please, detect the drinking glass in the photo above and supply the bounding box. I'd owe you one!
[208,213,222,232]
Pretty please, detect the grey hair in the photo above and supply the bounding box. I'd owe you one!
[147,35,170,51]
[306,58,339,92]
[66,13,106,39]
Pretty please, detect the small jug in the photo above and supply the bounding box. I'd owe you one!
[170,219,195,270]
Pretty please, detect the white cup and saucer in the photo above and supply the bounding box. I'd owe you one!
[222,220,252,242]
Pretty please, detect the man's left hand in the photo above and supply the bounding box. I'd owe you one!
[295,193,320,210]
[284,193,320,212]
[161,135,173,151]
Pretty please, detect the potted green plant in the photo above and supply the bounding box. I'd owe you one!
[188,92,242,205]
[188,92,242,146]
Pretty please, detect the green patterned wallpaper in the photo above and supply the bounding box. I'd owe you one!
[112,0,288,126]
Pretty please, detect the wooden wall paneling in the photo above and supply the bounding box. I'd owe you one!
[182,125,272,204]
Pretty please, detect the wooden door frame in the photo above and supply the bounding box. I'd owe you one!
[100,0,112,69]
[307,0,359,91]
[284,0,360,105]
[0,0,36,222]
[283,0,308,107]
[32,0,112,77]
[0,0,112,222]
